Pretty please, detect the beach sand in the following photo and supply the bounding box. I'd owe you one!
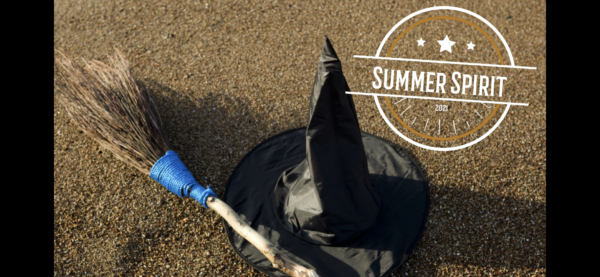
[54,1,546,276]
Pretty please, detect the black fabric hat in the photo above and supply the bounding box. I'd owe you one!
[223,37,430,277]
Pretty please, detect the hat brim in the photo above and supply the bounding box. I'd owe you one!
[222,127,430,277]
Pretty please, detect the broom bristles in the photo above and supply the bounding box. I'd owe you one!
[55,50,322,277]
[55,50,171,175]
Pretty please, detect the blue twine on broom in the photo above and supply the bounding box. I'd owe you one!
[150,150,217,208]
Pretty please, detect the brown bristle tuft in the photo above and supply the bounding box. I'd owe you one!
[55,50,171,175]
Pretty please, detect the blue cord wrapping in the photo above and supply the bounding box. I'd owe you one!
[150,150,217,208]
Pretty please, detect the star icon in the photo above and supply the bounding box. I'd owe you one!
[467,42,475,50]
[437,35,456,53]
[417,38,425,46]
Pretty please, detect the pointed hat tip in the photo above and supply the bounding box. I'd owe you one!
[321,36,339,60]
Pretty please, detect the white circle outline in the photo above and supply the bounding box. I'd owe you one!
[376,97,511,151]
[373,6,514,151]
[374,6,515,65]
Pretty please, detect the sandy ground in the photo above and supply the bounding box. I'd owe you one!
[54,0,546,276]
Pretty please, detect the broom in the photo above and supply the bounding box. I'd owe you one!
[55,50,319,277]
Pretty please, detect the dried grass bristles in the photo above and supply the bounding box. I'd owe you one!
[55,50,171,175]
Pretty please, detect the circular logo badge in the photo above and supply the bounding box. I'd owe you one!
[349,7,535,151]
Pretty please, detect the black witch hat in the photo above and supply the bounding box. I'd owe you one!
[223,37,430,277]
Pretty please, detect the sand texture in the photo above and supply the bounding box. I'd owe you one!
[54,0,546,276]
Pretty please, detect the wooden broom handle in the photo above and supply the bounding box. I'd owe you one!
[206,197,320,277]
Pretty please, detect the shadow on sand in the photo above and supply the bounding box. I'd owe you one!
[109,80,545,276]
